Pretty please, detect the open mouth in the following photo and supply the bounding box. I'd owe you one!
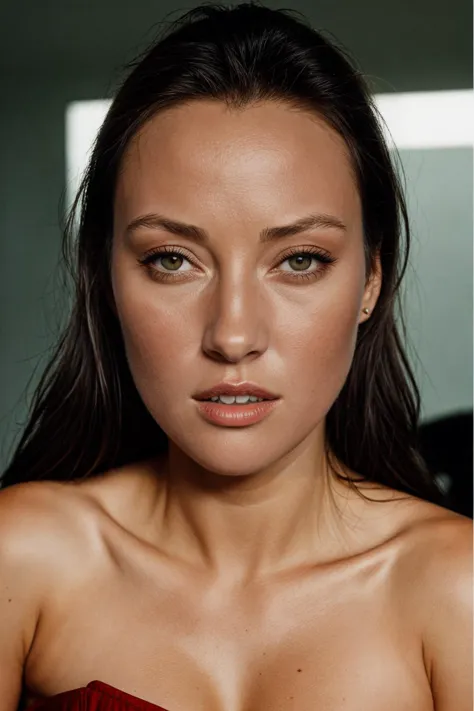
[193,382,280,403]
[204,395,268,404]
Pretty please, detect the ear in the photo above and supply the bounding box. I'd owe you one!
[359,250,382,324]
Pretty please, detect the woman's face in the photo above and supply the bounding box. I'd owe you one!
[111,100,381,476]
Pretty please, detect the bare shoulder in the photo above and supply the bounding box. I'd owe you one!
[420,511,472,698]
[390,495,472,587]
[0,480,103,706]
[395,501,473,709]
[0,481,68,597]
[0,479,109,587]
[0,462,161,563]
[396,497,472,572]
[0,480,71,559]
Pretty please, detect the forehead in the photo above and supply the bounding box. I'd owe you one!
[115,100,361,229]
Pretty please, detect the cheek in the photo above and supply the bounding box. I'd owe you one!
[271,253,366,420]
[277,292,361,408]
[112,272,199,410]
[117,304,194,435]
[117,300,190,380]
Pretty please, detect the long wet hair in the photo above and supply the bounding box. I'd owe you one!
[1,1,446,507]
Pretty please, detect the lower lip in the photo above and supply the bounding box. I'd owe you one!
[194,399,280,426]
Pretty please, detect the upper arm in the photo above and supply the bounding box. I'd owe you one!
[421,516,473,711]
[0,484,56,711]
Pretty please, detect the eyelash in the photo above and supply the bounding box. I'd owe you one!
[138,245,337,283]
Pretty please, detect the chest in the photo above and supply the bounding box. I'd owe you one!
[24,556,434,711]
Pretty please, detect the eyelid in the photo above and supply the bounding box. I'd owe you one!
[278,244,333,260]
[141,244,192,261]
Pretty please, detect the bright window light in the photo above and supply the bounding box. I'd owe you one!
[65,99,111,208]
[65,90,473,208]
[374,90,473,150]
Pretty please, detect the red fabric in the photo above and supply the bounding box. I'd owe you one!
[26,681,170,711]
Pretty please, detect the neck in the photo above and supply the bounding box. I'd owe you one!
[149,437,359,587]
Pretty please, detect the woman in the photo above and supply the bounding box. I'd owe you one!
[1,2,472,710]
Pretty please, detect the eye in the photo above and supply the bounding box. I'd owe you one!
[138,245,337,283]
[138,246,195,281]
[277,247,336,281]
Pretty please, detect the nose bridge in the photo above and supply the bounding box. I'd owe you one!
[202,262,268,362]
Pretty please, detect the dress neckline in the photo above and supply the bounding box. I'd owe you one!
[88,681,170,709]
[29,680,170,710]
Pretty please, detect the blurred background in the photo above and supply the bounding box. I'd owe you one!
[0,0,472,515]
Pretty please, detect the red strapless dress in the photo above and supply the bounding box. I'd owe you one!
[26,681,170,711]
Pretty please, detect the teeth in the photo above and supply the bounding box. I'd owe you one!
[209,394,263,404]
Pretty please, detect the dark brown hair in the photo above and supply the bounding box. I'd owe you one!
[1,1,446,507]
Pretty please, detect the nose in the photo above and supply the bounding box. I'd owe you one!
[201,271,269,363]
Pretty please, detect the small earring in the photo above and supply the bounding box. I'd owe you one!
[362,307,370,314]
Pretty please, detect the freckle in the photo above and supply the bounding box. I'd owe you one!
[8,599,11,602]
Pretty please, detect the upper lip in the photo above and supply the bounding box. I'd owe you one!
[193,381,280,401]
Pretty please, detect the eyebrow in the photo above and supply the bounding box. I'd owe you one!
[125,211,347,244]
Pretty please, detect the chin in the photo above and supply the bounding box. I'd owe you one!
[170,437,286,479]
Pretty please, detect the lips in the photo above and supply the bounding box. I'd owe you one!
[193,381,279,401]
